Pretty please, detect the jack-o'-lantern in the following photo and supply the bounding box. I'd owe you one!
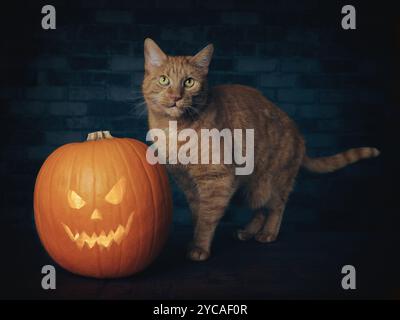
[34,131,172,278]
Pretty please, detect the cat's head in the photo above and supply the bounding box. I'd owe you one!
[142,38,213,119]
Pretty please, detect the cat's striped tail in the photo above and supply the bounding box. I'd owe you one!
[302,147,380,173]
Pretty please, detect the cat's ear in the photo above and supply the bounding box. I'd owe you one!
[144,38,167,72]
[190,44,214,73]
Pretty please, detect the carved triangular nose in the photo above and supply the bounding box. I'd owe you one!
[91,209,103,220]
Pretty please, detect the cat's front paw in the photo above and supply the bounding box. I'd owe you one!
[187,246,210,261]
[255,231,278,243]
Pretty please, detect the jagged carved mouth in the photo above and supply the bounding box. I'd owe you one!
[62,212,134,249]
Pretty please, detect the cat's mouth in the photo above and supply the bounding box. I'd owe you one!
[164,101,187,117]
[167,100,185,109]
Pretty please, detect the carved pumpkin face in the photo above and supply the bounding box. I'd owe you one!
[34,132,172,278]
[63,177,134,249]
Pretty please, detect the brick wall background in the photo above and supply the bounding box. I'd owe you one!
[0,0,396,231]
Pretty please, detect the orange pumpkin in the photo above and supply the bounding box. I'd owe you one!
[34,131,172,278]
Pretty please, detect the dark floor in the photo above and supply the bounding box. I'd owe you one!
[1,223,399,300]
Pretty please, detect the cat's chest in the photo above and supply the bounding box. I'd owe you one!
[166,163,196,190]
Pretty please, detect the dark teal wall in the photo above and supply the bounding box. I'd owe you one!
[0,0,393,230]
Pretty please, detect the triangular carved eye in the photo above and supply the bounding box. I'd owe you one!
[105,178,126,205]
[68,190,86,209]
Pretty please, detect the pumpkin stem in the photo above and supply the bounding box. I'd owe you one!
[87,131,114,141]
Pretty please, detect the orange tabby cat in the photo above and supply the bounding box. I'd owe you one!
[142,38,380,261]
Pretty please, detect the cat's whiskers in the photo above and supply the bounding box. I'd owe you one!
[132,99,148,118]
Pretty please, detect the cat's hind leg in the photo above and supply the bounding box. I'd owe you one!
[254,156,301,243]
[254,171,296,243]
[254,195,286,243]
[237,209,266,241]
[237,177,272,241]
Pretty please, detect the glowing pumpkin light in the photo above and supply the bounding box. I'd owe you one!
[34,131,172,278]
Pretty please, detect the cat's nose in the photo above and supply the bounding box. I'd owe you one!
[169,94,182,102]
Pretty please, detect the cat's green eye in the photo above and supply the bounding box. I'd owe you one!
[159,75,170,86]
[184,78,195,88]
